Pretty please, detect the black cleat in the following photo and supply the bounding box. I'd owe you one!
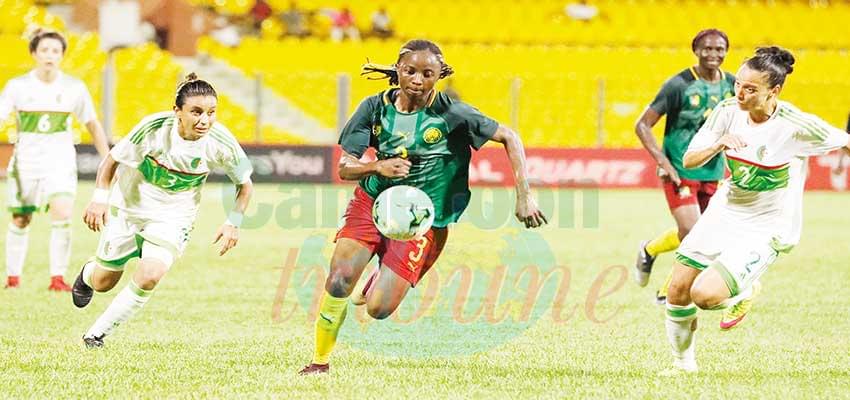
[633,240,656,287]
[83,335,104,349]
[71,262,94,308]
[299,363,329,375]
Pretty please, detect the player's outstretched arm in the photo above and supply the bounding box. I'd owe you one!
[83,154,119,232]
[489,125,547,228]
[85,119,111,157]
[337,151,410,181]
[635,107,680,185]
[683,134,746,169]
[214,180,254,256]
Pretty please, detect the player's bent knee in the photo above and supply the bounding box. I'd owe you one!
[366,303,395,320]
[326,268,357,297]
[690,285,722,310]
[11,214,32,228]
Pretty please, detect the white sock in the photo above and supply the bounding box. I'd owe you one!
[665,302,698,365]
[6,223,29,277]
[85,280,153,339]
[49,220,72,277]
[710,285,754,310]
[81,260,96,288]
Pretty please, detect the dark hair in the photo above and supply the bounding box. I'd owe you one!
[175,72,217,108]
[29,29,67,54]
[361,39,454,86]
[745,46,795,87]
[691,28,729,52]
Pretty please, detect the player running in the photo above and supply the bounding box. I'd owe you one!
[633,29,756,328]
[299,39,547,375]
[662,47,850,374]
[70,74,253,348]
[0,30,110,291]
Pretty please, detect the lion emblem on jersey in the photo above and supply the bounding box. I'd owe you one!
[689,94,701,107]
[191,157,202,169]
[423,127,443,144]
[372,124,382,136]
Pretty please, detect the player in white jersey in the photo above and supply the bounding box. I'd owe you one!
[69,74,254,348]
[661,47,850,374]
[0,30,110,290]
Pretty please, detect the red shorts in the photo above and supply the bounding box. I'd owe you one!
[662,178,718,213]
[335,187,448,286]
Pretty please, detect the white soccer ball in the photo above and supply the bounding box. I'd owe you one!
[372,185,435,241]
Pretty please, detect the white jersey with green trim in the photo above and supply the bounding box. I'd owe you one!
[0,70,97,178]
[109,111,253,224]
[688,99,849,247]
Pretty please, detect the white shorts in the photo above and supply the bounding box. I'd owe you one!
[6,168,77,214]
[95,209,193,270]
[676,204,781,296]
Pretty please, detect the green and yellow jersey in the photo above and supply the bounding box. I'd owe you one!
[650,67,736,181]
[339,89,498,228]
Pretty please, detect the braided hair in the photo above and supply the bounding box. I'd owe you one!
[175,72,217,108]
[691,28,729,51]
[361,39,454,86]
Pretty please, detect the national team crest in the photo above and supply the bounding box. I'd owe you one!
[372,124,382,136]
[756,145,768,161]
[423,127,443,144]
[689,95,701,107]
[191,157,201,169]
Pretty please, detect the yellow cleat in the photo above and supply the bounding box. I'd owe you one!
[720,282,761,330]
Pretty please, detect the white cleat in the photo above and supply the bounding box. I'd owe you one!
[658,360,698,376]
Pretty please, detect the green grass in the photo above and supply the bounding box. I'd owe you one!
[2,182,849,399]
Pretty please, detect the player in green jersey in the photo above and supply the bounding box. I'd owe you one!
[299,39,547,375]
[633,29,756,328]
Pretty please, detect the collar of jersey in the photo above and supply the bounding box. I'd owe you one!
[382,88,437,113]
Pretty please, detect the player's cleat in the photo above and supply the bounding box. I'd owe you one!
[83,335,104,349]
[654,290,667,306]
[4,276,20,289]
[633,240,656,287]
[720,282,761,330]
[351,267,379,306]
[48,276,71,292]
[658,360,698,376]
[72,262,95,308]
[299,363,329,375]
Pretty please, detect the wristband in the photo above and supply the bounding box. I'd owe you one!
[225,211,243,228]
[92,188,109,204]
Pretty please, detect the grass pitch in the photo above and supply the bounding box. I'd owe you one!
[1,182,849,399]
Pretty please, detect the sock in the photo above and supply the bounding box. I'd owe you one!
[657,270,674,298]
[5,223,29,278]
[708,284,754,311]
[85,279,153,339]
[665,302,698,364]
[312,291,349,365]
[49,220,72,277]
[81,260,96,288]
[646,227,681,257]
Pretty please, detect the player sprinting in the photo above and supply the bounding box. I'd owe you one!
[662,47,850,374]
[299,39,547,375]
[633,29,757,329]
[70,74,253,348]
[0,30,110,291]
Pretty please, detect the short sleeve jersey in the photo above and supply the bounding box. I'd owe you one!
[650,67,736,181]
[109,112,253,224]
[338,89,499,228]
[0,71,97,178]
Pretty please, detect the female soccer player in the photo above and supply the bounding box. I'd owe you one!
[299,39,547,374]
[633,29,734,304]
[70,74,253,348]
[662,47,850,373]
[0,30,110,291]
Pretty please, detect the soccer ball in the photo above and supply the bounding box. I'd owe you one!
[372,185,435,241]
